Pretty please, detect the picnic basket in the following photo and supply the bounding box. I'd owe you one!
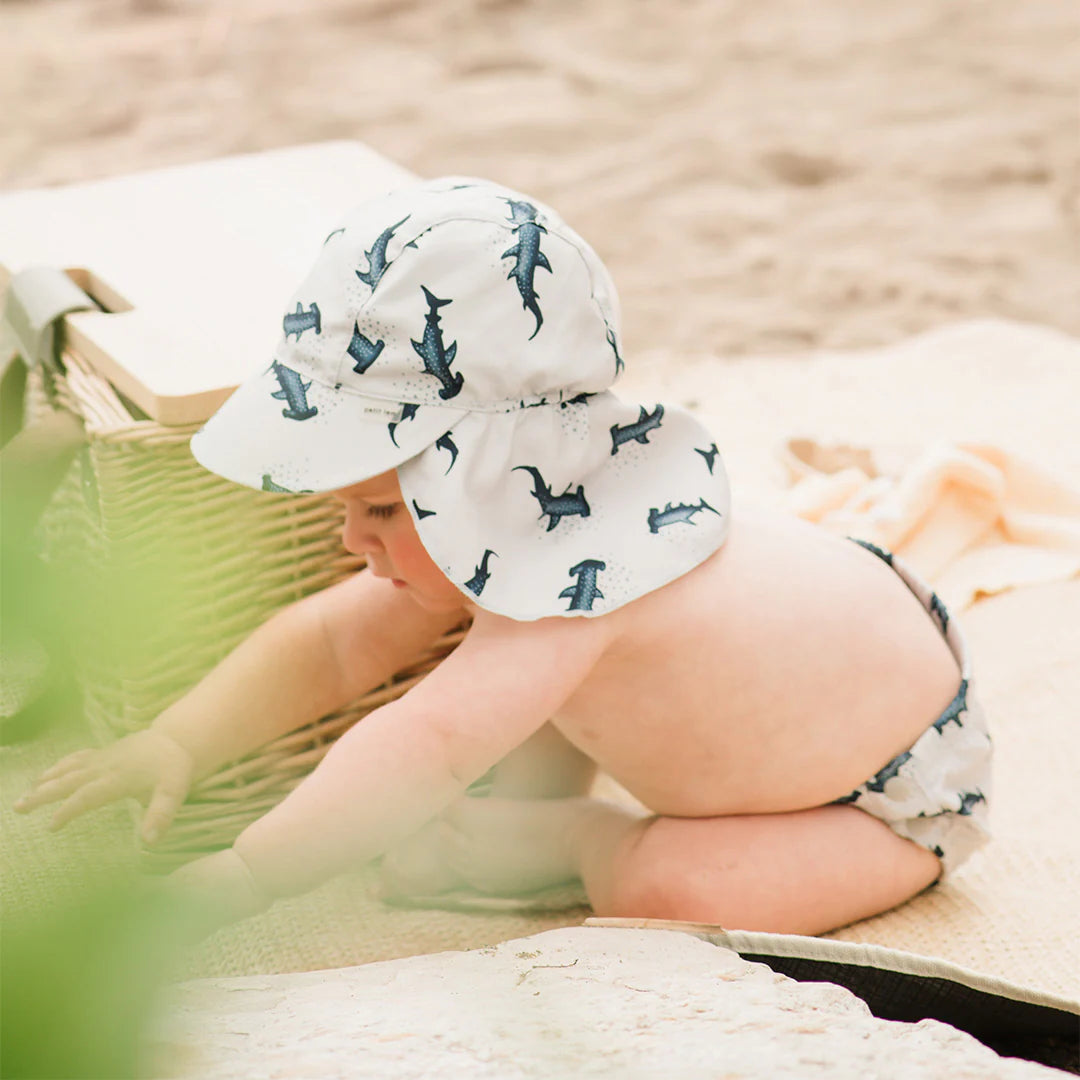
[3,144,465,871]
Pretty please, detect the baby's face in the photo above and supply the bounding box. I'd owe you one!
[330,472,468,613]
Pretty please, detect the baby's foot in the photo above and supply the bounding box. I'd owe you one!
[436,795,594,896]
[380,795,599,902]
[379,818,468,901]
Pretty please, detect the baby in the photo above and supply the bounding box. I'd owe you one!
[16,177,992,938]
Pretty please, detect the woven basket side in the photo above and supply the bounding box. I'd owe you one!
[28,355,463,866]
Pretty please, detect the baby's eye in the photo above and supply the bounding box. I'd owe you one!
[366,503,400,519]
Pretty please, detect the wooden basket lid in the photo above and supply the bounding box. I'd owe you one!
[0,142,416,424]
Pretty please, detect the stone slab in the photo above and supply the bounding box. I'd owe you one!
[146,927,1061,1079]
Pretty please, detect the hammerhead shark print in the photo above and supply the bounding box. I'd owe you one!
[412,499,436,520]
[464,549,498,596]
[864,750,912,793]
[957,790,986,815]
[261,474,313,495]
[610,405,665,455]
[501,199,552,340]
[323,227,345,244]
[932,680,967,734]
[647,499,720,534]
[852,538,894,567]
[695,443,720,474]
[355,216,414,291]
[270,362,318,421]
[929,592,950,635]
[560,559,606,611]
[412,286,464,400]
[512,466,591,531]
[435,431,459,474]
[560,392,595,409]
[347,324,385,374]
[606,326,624,375]
[388,403,420,447]
[283,302,321,341]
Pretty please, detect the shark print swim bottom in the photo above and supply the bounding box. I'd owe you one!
[831,539,993,878]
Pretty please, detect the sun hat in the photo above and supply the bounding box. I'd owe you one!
[190,176,730,620]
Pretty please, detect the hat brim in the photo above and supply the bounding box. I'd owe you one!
[190,361,468,494]
[396,393,731,620]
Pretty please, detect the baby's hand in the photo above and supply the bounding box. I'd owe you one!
[153,848,274,942]
[14,729,195,844]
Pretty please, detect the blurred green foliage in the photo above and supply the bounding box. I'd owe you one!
[1,409,209,1078]
[1,879,194,1080]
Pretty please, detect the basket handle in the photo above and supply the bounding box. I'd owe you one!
[1,268,90,520]
[2,267,98,446]
[2,266,98,374]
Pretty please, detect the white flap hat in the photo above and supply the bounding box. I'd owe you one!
[191,176,730,620]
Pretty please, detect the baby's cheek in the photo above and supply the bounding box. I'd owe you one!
[395,534,445,581]
[410,545,465,599]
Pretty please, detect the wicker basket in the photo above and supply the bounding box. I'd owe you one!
[29,349,464,871]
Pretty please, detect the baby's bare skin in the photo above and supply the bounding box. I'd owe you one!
[350,472,954,931]
[551,506,961,817]
[20,470,952,936]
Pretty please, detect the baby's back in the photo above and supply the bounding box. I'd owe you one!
[554,509,962,817]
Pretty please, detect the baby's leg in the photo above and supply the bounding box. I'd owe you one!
[379,723,595,899]
[573,800,942,935]
[435,796,940,934]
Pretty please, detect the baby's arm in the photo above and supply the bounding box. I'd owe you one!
[152,569,465,780]
[227,610,612,900]
[16,571,463,837]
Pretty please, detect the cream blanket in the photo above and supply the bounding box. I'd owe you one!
[781,439,1080,611]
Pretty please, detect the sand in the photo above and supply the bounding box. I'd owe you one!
[2,0,1078,360]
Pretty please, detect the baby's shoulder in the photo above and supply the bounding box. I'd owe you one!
[414,606,616,725]
[589,545,735,651]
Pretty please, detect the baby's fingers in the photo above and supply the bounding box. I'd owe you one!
[49,775,126,831]
[36,749,96,783]
[141,776,190,844]
[14,770,94,813]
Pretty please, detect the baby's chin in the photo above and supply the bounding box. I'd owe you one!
[402,581,473,615]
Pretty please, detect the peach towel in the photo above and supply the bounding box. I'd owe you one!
[780,438,1080,611]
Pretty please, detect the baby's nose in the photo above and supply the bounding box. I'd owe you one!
[341,511,385,557]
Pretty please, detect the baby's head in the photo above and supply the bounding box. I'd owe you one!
[192,177,729,620]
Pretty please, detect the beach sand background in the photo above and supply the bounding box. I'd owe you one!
[2,0,1078,360]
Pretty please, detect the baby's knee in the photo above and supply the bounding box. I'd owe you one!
[592,818,699,920]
